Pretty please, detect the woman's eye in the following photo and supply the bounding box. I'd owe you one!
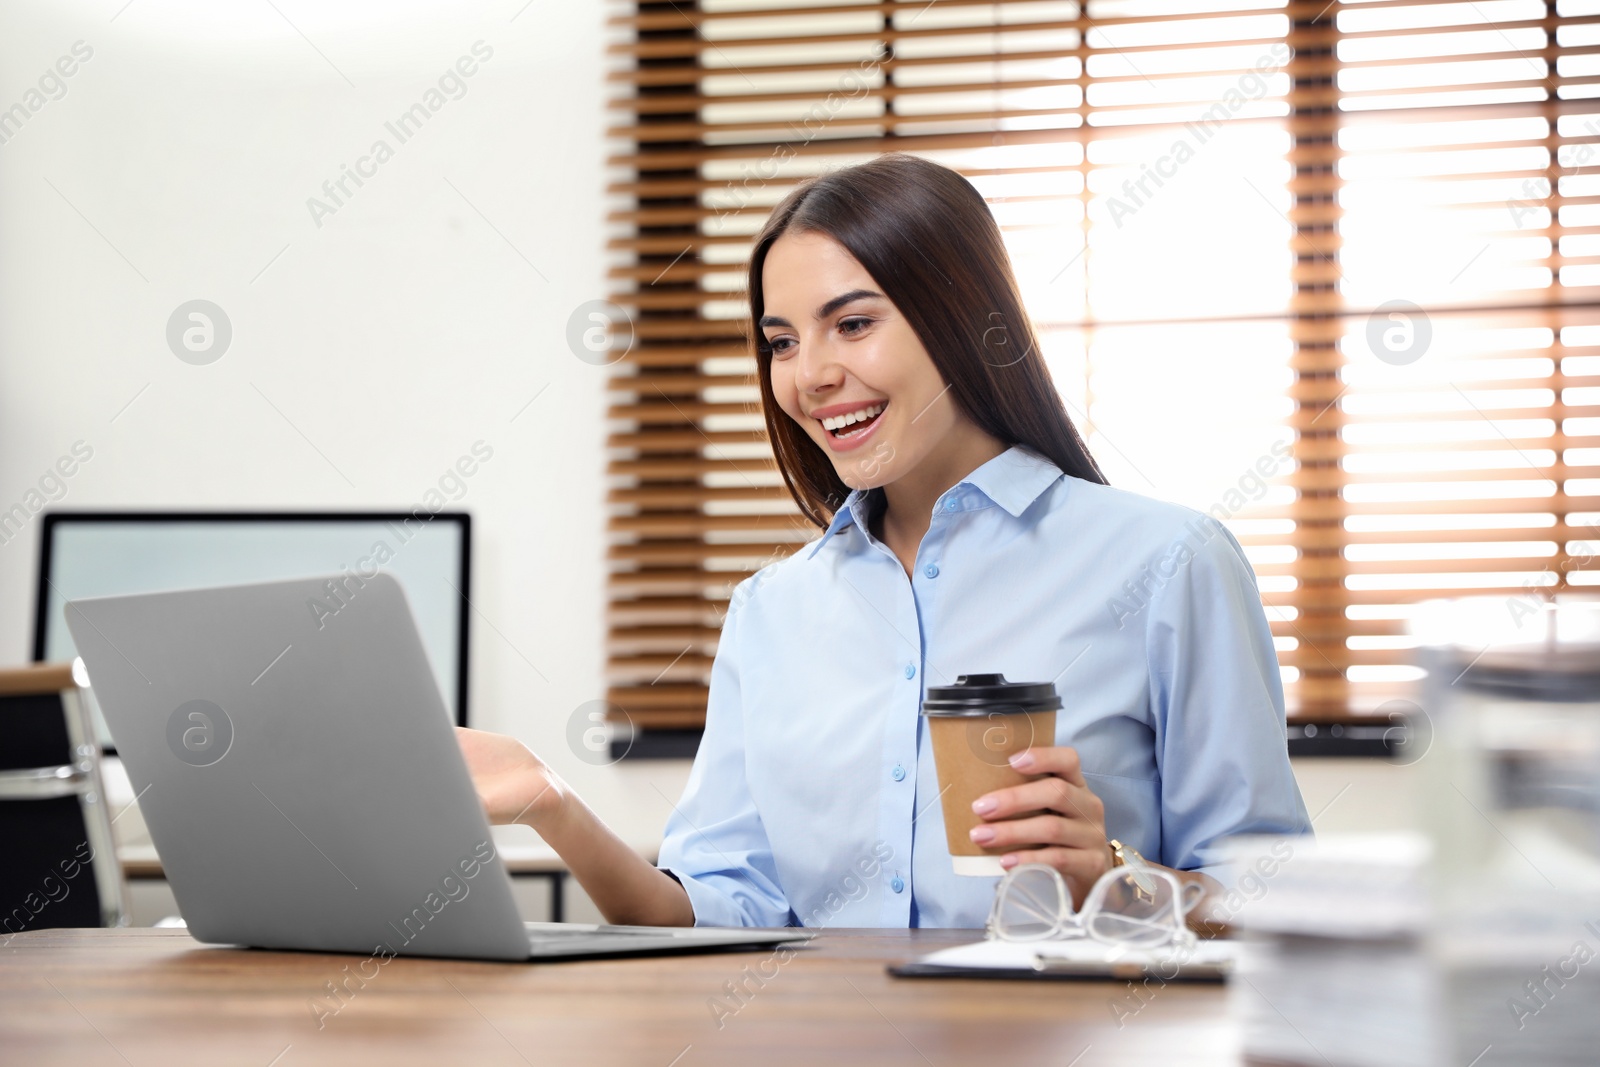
[838,317,873,336]
[766,336,796,358]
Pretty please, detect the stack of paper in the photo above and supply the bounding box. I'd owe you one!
[1224,833,1600,1066]
[1223,834,1439,1067]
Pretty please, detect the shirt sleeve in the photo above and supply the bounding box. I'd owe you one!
[1143,516,1313,883]
[656,577,795,927]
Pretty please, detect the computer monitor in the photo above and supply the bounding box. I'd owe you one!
[33,511,471,748]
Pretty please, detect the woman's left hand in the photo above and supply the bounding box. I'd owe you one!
[970,745,1110,906]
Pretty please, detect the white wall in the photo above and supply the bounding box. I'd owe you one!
[0,0,689,851]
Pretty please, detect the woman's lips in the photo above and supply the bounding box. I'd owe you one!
[821,403,887,453]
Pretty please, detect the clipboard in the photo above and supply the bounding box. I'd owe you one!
[886,937,1236,982]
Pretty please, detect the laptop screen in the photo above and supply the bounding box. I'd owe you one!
[34,511,470,748]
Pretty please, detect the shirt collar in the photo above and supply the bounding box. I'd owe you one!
[960,444,1066,518]
[807,487,875,560]
[806,445,1064,560]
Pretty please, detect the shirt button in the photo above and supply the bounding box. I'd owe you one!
[923,562,939,579]
[945,498,958,511]
[890,876,905,893]
[903,663,916,679]
[891,764,906,782]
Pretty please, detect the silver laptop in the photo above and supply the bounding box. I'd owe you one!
[65,572,810,961]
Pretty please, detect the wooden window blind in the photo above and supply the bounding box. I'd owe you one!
[604,0,1600,747]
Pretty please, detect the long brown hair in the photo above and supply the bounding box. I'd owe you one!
[748,153,1108,529]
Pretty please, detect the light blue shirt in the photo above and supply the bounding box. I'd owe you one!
[658,445,1311,928]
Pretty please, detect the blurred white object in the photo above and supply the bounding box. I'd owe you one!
[1414,595,1600,894]
[1220,832,1429,940]
[1414,595,1600,1066]
[1225,833,1440,1067]
[1229,598,1600,1067]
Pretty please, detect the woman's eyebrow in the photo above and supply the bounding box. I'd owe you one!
[816,289,883,320]
[758,288,883,331]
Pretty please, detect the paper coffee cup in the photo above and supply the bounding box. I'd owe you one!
[922,673,1061,876]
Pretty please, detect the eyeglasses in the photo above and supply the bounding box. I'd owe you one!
[984,862,1205,950]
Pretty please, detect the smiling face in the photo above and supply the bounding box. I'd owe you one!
[761,229,980,492]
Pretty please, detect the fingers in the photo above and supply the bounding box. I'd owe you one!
[974,774,1104,826]
[1008,745,1084,786]
[968,812,1103,852]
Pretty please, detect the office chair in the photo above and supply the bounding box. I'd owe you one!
[0,662,128,935]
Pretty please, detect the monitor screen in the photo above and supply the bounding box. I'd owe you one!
[33,512,470,748]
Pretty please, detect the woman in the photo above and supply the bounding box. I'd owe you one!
[458,153,1311,928]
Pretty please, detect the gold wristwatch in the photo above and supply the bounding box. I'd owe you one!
[1107,839,1157,901]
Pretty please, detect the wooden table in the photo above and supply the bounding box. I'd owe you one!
[0,927,1242,1066]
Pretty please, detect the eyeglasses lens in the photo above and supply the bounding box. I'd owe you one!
[995,865,1069,941]
[1086,869,1181,948]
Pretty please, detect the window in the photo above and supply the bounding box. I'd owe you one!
[605,0,1600,743]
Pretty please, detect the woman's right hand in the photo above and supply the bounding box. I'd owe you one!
[454,726,568,829]
[456,726,694,926]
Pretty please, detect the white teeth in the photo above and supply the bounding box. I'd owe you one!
[820,402,885,431]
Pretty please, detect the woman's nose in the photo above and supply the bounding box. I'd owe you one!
[794,337,845,394]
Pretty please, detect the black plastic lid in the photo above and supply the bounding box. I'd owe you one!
[920,673,1062,717]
